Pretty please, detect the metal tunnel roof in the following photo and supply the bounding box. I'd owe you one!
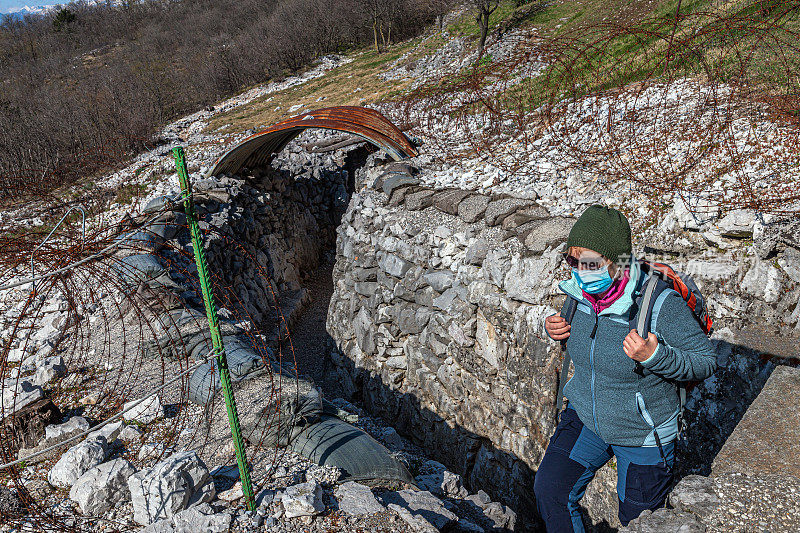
[206,106,418,177]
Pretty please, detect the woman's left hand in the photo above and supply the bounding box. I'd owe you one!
[623,330,658,362]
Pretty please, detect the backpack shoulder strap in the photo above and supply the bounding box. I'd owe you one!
[633,268,692,436]
[631,270,670,375]
[561,296,578,324]
[555,297,579,414]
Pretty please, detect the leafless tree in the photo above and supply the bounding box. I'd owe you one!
[471,0,499,59]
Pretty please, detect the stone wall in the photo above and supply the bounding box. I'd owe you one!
[326,167,577,526]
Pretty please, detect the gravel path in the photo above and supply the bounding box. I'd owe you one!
[282,257,341,398]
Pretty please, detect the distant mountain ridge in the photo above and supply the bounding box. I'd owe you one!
[5,4,58,16]
[3,0,125,17]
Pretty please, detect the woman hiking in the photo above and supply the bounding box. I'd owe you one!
[535,205,717,532]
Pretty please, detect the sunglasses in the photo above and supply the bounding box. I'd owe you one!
[562,253,606,270]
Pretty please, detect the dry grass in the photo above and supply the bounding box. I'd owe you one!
[206,41,421,134]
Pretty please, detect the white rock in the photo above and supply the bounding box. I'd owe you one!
[387,503,438,533]
[385,355,408,370]
[1,380,44,415]
[48,437,107,488]
[7,345,31,364]
[382,489,458,530]
[31,356,66,386]
[141,503,231,533]
[88,420,125,443]
[683,260,738,282]
[475,309,506,370]
[119,424,144,442]
[335,482,384,516]
[742,260,784,304]
[45,416,90,441]
[673,196,718,231]
[128,451,215,525]
[282,481,324,518]
[415,461,468,499]
[503,255,558,304]
[69,458,136,515]
[716,209,756,238]
[217,481,243,502]
[123,395,164,424]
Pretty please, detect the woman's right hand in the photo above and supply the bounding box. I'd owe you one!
[545,315,571,341]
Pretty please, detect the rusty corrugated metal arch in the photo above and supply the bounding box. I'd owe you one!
[206,106,417,178]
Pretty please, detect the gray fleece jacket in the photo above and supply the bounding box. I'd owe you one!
[555,258,717,447]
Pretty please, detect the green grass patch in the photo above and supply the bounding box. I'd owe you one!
[115,183,147,205]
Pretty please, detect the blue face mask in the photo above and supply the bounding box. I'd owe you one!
[572,265,613,294]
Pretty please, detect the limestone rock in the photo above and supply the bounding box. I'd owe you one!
[45,416,90,441]
[88,420,125,443]
[457,195,491,223]
[381,489,458,530]
[31,356,66,387]
[475,309,506,370]
[716,209,756,238]
[382,175,420,196]
[711,366,800,478]
[484,198,535,226]
[415,467,468,499]
[503,254,558,304]
[741,260,783,304]
[422,271,454,292]
[669,475,720,519]
[128,451,215,525]
[672,196,719,231]
[520,217,574,253]
[378,252,414,278]
[405,189,436,211]
[305,464,343,486]
[335,481,384,516]
[620,508,706,532]
[282,481,324,518]
[465,238,489,265]
[117,424,144,443]
[354,307,376,355]
[69,458,136,515]
[1,380,45,416]
[48,437,107,488]
[123,395,164,424]
[432,189,474,215]
[482,501,517,531]
[380,427,405,449]
[217,482,243,502]
[388,503,439,533]
[141,503,232,533]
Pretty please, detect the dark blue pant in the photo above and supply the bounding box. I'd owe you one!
[534,406,674,532]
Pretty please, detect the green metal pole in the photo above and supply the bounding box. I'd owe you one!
[172,147,255,511]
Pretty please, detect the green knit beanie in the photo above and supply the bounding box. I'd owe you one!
[566,205,631,263]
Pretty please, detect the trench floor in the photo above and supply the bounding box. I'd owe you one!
[284,257,342,399]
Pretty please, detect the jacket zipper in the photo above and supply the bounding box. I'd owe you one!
[589,313,600,437]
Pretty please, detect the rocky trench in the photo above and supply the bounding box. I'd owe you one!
[320,154,800,531]
[119,132,800,531]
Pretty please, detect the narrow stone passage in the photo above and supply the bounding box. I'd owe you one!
[282,258,339,398]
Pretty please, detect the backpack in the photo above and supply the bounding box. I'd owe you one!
[555,260,713,437]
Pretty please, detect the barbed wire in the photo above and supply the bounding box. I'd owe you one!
[387,0,800,215]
